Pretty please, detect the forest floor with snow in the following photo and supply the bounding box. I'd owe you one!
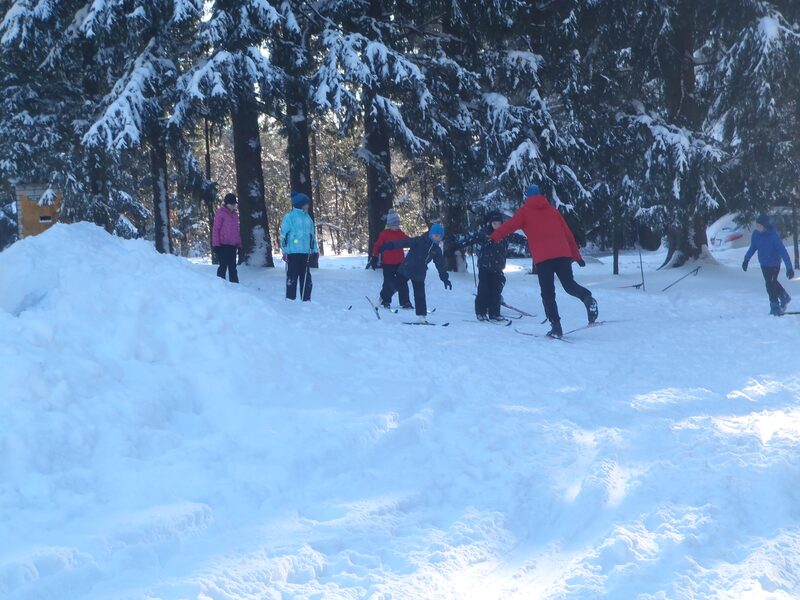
[2,223,800,600]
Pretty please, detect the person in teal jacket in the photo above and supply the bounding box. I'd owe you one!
[281,192,319,301]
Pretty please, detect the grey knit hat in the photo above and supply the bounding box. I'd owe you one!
[386,210,401,227]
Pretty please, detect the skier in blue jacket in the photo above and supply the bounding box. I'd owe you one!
[742,214,795,315]
[281,192,319,301]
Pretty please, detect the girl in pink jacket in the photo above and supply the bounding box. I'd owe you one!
[212,193,242,283]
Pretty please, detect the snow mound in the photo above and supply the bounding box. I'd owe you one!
[2,223,800,599]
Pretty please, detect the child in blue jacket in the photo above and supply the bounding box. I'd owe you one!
[742,214,795,315]
[281,192,319,301]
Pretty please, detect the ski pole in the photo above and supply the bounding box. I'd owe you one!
[661,266,700,292]
[470,249,477,289]
[639,248,646,292]
[301,232,313,300]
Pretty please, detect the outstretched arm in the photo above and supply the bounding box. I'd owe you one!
[381,238,414,252]
[490,211,523,242]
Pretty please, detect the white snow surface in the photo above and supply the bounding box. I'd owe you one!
[2,223,800,599]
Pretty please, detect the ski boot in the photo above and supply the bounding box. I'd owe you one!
[780,292,792,313]
[583,295,599,324]
[770,302,782,316]
[476,314,489,322]
[401,303,414,310]
[381,301,392,309]
[546,323,563,339]
[489,316,509,323]
[416,315,429,324]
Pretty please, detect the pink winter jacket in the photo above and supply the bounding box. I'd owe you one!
[212,206,242,247]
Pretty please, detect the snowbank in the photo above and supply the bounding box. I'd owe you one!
[2,223,800,599]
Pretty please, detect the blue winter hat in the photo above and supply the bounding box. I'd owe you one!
[291,192,310,209]
[429,223,445,238]
[756,214,772,227]
[526,184,540,196]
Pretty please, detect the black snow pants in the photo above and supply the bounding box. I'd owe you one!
[475,268,504,318]
[761,266,788,305]
[536,257,591,326]
[216,245,239,283]
[379,264,411,307]
[286,253,312,301]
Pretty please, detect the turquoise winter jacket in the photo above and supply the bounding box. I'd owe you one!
[281,208,319,254]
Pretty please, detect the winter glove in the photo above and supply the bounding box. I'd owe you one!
[443,279,452,290]
[742,261,748,272]
[369,256,379,270]
[576,259,586,267]
[788,268,795,280]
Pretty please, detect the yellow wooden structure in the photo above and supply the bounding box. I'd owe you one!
[15,184,62,238]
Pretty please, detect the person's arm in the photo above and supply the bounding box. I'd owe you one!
[212,210,221,247]
[449,229,483,251]
[490,210,524,242]
[507,232,528,246]
[777,234,793,274]
[742,236,757,268]
[381,237,415,252]
[309,215,319,253]
[559,213,583,263]
[372,231,387,257]
[280,214,290,254]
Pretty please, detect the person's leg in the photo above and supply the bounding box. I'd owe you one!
[536,259,560,330]
[412,280,427,316]
[553,257,590,300]
[227,246,239,283]
[393,266,412,307]
[475,267,490,318]
[762,266,781,313]
[299,254,313,301]
[286,254,300,300]
[487,271,503,318]
[553,257,597,322]
[216,247,227,279]
[380,265,396,306]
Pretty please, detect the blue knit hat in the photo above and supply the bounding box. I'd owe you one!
[291,192,310,209]
[429,224,445,238]
[756,214,772,227]
[526,184,540,196]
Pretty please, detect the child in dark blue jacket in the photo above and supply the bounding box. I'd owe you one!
[742,214,795,315]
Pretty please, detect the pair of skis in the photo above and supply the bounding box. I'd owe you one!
[514,320,614,341]
[365,296,448,326]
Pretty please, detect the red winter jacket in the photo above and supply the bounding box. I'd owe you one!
[373,229,409,265]
[490,194,582,264]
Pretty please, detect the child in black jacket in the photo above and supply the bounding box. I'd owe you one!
[451,211,525,322]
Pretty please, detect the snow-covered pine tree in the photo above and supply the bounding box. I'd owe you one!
[312,0,430,262]
[712,2,800,227]
[173,0,283,266]
[77,0,204,254]
[608,0,725,268]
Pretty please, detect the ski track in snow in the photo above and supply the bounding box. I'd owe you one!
[2,223,800,599]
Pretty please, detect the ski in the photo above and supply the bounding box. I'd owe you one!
[563,321,607,335]
[403,321,450,326]
[365,296,381,320]
[501,301,535,317]
[514,328,571,342]
[462,319,513,327]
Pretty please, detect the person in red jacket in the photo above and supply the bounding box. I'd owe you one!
[490,185,598,338]
[371,209,412,309]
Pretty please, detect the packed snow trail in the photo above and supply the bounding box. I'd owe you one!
[2,223,800,599]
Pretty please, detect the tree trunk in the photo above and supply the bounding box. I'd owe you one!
[231,97,274,267]
[149,128,172,254]
[204,118,218,264]
[443,167,468,272]
[311,123,324,257]
[363,87,394,261]
[658,0,707,267]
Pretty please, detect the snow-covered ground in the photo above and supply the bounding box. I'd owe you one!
[2,223,800,600]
